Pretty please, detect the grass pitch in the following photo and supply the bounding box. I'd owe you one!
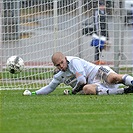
[0,88,133,133]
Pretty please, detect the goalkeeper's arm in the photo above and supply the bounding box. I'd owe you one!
[35,80,59,95]
[35,85,56,95]
[72,75,87,94]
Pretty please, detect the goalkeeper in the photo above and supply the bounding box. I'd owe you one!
[23,52,133,96]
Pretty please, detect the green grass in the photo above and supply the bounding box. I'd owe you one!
[0,89,133,133]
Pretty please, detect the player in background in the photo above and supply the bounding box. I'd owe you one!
[23,52,133,96]
[90,33,110,53]
[93,1,109,64]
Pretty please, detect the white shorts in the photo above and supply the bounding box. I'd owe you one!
[93,66,119,89]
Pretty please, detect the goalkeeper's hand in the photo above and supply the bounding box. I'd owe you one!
[72,88,80,95]
[72,84,86,95]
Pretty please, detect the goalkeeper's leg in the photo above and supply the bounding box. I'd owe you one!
[82,84,133,95]
[83,84,115,95]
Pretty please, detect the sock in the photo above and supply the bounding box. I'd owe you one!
[116,88,124,94]
[31,92,36,95]
[96,86,124,95]
[105,88,124,95]
[122,74,133,86]
[96,86,109,95]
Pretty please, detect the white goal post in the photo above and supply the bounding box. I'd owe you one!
[0,0,133,90]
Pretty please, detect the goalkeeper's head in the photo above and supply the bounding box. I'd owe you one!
[51,52,68,72]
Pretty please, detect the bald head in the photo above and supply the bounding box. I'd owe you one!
[51,52,67,71]
[52,52,65,64]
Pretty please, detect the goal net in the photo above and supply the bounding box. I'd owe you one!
[0,0,133,90]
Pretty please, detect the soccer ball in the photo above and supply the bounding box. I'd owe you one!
[6,55,24,74]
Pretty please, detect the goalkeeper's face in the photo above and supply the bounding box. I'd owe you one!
[52,52,68,71]
[54,57,68,71]
[52,54,68,71]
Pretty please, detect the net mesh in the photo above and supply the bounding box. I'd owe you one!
[0,0,133,90]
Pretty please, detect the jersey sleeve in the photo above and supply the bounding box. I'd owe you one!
[35,75,61,95]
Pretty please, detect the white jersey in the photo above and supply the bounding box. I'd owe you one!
[50,56,100,88]
[36,56,118,95]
